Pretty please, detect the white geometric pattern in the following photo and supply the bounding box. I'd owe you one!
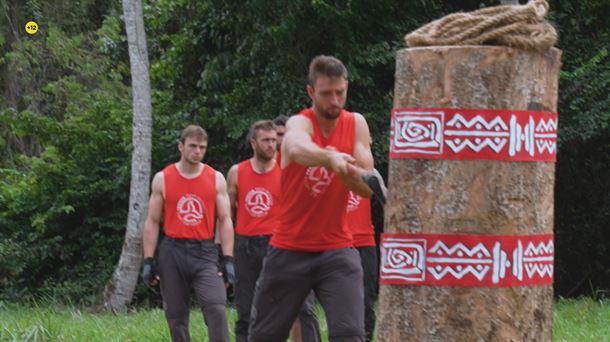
[380,234,554,286]
[391,111,444,155]
[390,109,558,161]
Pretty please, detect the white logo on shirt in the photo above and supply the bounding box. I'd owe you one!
[305,166,335,197]
[176,194,204,225]
[347,191,361,212]
[245,187,273,217]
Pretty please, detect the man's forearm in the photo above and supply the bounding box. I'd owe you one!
[218,219,234,257]
[340,170,373,198]
[142,220,159,258]
[286,139,332,168]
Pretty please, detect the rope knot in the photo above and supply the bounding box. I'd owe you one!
[405,0,557,52]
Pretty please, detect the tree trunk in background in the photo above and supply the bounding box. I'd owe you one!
[98,0,152,312]
[377,46,561,341]
[2,0,21,110]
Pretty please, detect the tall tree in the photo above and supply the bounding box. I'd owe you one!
[99,0,152,311]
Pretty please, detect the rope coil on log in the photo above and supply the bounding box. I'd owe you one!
[405,0,557,52]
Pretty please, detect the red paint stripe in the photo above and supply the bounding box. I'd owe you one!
[380,233,554,287]
[389,108,558,162]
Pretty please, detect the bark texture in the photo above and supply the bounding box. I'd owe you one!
[377,46,561,342]
[98,0,152,312]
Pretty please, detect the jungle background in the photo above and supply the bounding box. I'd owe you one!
[1,0,609,306]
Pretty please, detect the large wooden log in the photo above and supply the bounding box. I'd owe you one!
[377,46,561,341]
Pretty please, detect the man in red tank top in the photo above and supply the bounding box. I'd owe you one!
[272,115,288,166]
[227,120,320,342]
[249,56,376,342]
[141,125,234,342]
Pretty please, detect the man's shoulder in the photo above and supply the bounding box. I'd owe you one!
[341,109,361,121]
[237,159,251,167]
[287,112,310,124]
[286,111,314,133]
[351,112,371,133]
[159,163,175,173]
[151,169,164,181]
[231,159,251,174]
[202,163,217,173]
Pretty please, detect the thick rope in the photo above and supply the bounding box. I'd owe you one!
[405,0,557,52]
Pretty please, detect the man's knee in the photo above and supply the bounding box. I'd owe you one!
[203,303,227,320]
[164,301,190,322]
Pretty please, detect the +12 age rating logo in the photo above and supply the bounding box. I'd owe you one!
[25,21,39,35]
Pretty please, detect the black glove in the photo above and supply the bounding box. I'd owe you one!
[141,257,156,286]
[220,255,236,286]
[362,170,387,205]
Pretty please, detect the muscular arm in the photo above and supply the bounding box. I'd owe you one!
[226,164,238,222]
[216,171,234,257]
[281,115,355,173]
[143,172,164,258]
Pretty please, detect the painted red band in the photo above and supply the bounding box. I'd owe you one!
[380,233,554,287]
[389,108,558,162]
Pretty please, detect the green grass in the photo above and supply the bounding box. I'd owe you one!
[0,298,606,341]
[554,297,610,341]
[0,301,187,341]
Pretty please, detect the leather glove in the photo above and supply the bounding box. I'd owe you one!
[220,255,236,285]
[141,257,157,286]
[361,169,387,205]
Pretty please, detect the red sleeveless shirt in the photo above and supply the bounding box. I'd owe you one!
[163,163,216,240]
[270,108,356,251]
[235,159,281,236]
[276,151,282,168]
[346,191,375,247]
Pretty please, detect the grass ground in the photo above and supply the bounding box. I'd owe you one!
[553,297,610,341]
[0,298,606,341]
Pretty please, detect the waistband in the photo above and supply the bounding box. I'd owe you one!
[163,236,216,248]
[236,234,272,241]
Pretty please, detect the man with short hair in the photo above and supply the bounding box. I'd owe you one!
[142,125,234,342]
[249,55,375,342]
[227,120,320,342]
[226,120,279,342]
[272,115,288,166]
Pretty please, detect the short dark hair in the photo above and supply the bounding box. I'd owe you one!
[180,125,208,143]
[249,120,276,141]
[308,55,348,86]
[272,115,289,127]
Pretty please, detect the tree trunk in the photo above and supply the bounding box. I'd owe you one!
[98,0,152,312]
[2,0,21,110]
[377,46,560,341]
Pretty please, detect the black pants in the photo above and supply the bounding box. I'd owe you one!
[158,237,229,342]
[357,246,378,342]
[234,235,320,342]
[249,247,365,342]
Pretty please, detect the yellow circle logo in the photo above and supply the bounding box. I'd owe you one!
[25,21,38,35]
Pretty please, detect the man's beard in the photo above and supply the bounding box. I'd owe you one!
[322,108,341,120]
[255,148,274,162]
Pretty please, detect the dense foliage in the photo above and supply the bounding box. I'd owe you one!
[0,0,608,303]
